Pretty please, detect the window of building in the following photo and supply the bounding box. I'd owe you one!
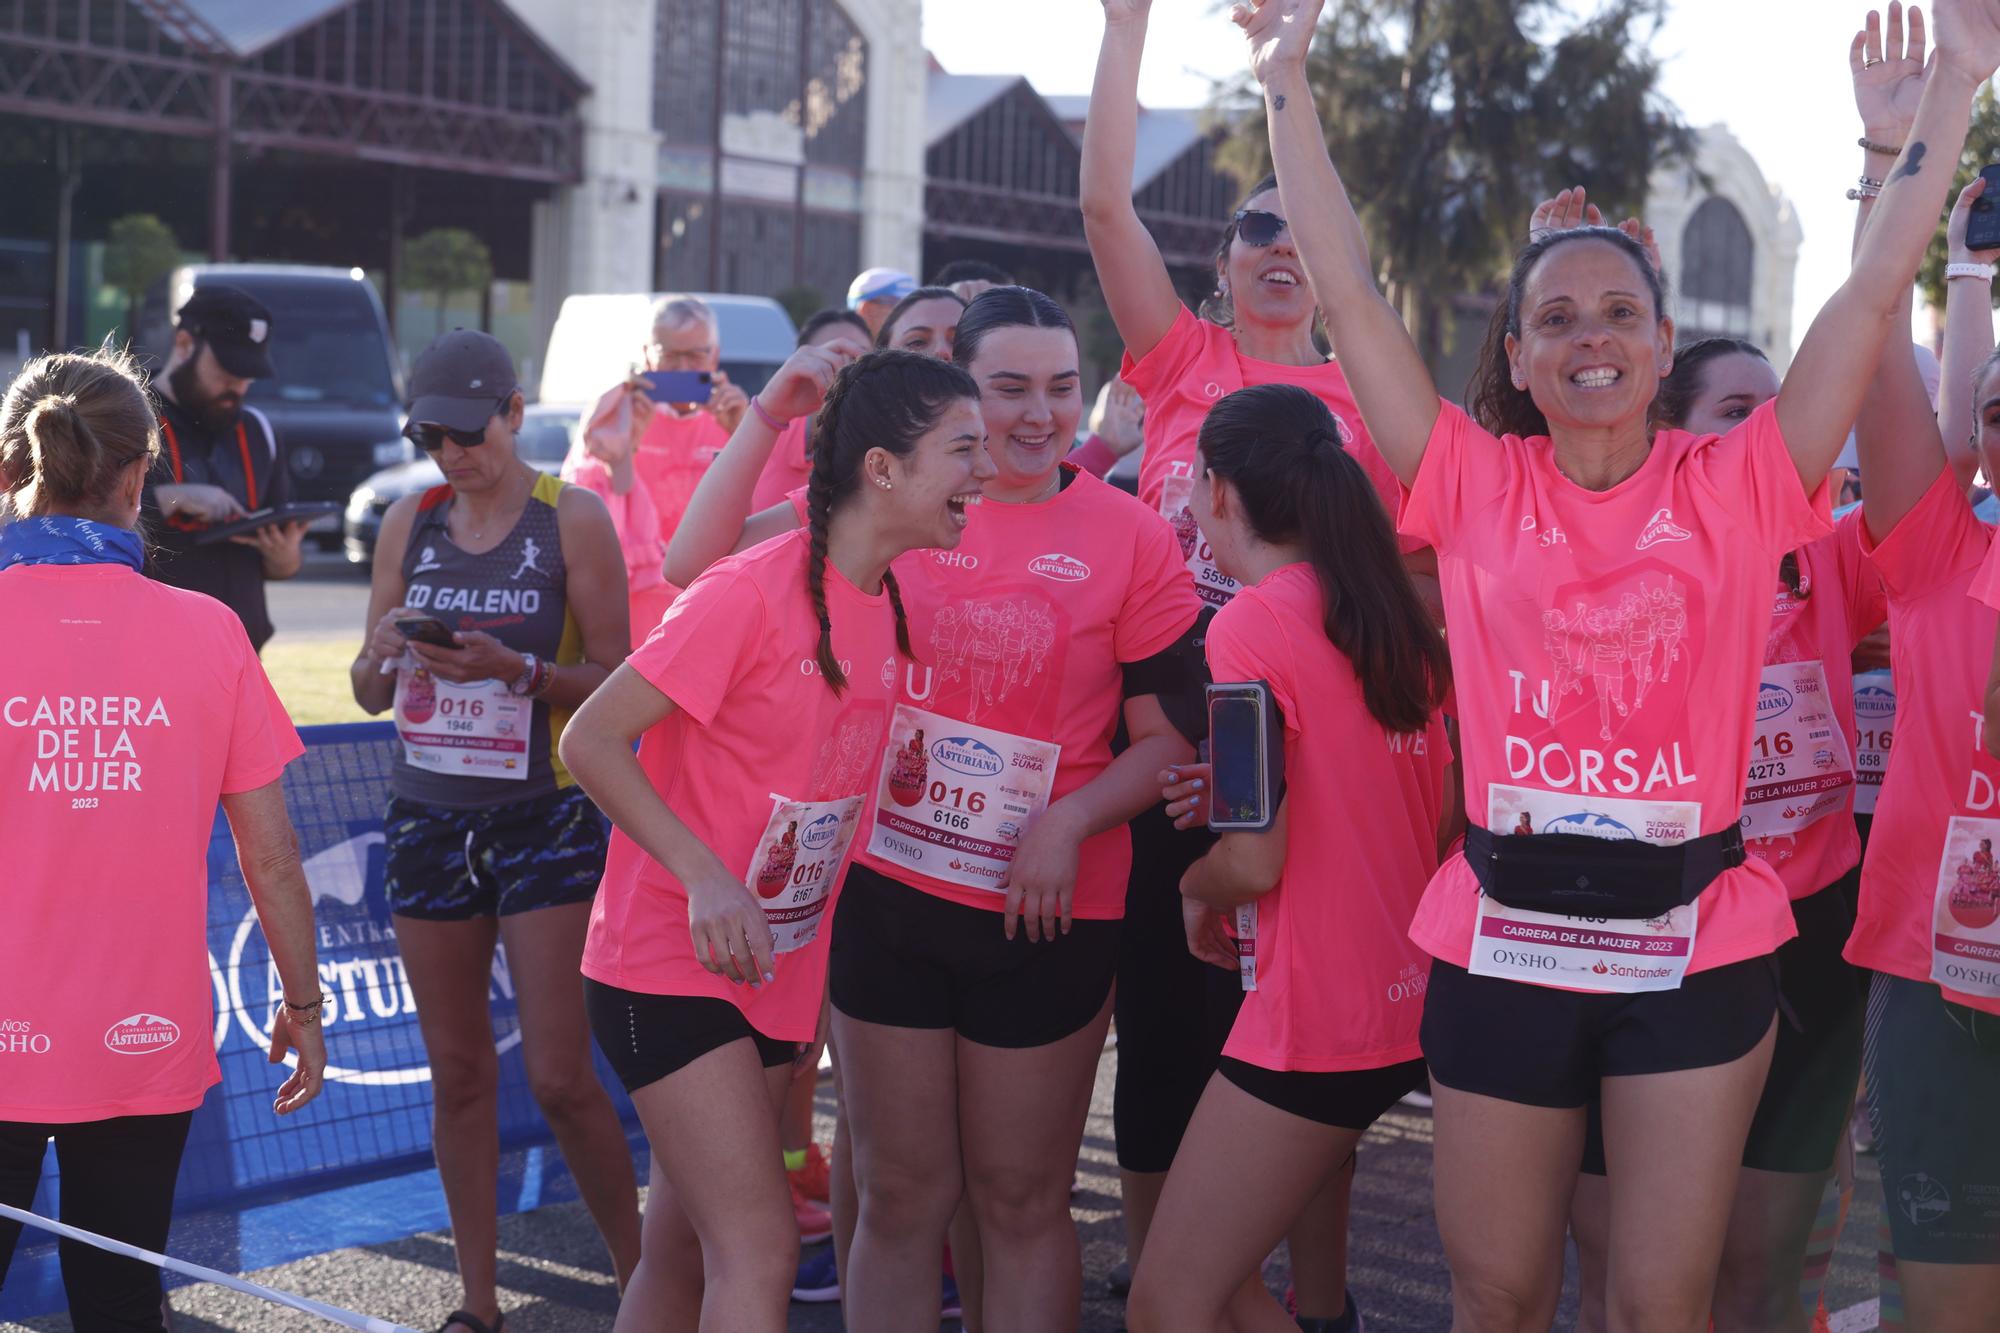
[1679,197,1754,340]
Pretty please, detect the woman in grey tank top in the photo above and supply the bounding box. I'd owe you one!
[349,331,640,1333]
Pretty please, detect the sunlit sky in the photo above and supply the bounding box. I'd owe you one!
[920,1,1904,349]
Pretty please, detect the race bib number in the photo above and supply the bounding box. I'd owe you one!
[1159,471,1238,609]
[1852,669,1895,815]
[1234,902,1258,992]
[1930,815,2000,1000]
[748,794,864,954]
[394,669,528,781]
[866,705,1060,892]
[1474,785,1701,992]
[1739,661,1854,839]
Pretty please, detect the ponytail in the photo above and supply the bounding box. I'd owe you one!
[1199,384,1448,733]
[802,348,979,694]
[1,346,159,520]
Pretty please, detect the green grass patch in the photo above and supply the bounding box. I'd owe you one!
[262,636,370,727]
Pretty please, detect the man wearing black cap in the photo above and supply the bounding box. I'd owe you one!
[144,283,306,651]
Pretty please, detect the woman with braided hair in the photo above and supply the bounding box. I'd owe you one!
[664,285,1206,1330]
[557,349,990,1332]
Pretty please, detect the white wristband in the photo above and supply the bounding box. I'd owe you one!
[1947,262,1996,282]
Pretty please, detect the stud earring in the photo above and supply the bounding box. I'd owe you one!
[877,479,892,491]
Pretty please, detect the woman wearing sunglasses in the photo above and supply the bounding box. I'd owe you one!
[350,330,640,1333]
[1078,5,1428,1320]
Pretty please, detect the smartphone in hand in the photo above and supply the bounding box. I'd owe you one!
[1969,164,2000,252]
[638,370,714,405]
[395,615,460,649]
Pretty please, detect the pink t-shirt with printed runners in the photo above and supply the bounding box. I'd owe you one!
[0,563,302,1122]
[1400,399,1827,975]
[582,528,901,1041]
[1120,306,1419,610]
[1849,466,2000,1015]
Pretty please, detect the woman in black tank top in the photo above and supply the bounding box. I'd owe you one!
[349,331,639,1333]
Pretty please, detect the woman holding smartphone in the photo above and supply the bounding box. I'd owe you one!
[1127,384,1450,1333]
[559,350,992,1331]
[1234,0,2000,1324]
[351,330,638,1333]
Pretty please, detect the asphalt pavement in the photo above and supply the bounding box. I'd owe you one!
[268,550,374,641]
[1,1036,1888,1333]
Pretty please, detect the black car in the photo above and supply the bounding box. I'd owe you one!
[138,265,407,545]
[344,404,580,565]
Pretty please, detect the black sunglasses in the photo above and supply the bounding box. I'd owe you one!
[404,398,510,452]
[1232,208,1290,248]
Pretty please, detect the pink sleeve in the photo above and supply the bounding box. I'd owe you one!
[1863,465,1989,604]
[1698,400,1832,556]
[787,486,809,526]
[1118,305,1207,403]
[629,568,766,729]
[565,449,663,581]
[1206,594,1300,741]
[1399,399,1510,552]
[1113,507,1203,663]
[221,630,304,794]
[1830,508,1889,644]
[1067,434,1119,479]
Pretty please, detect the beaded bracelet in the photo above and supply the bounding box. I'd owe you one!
[1858,136,1904,157]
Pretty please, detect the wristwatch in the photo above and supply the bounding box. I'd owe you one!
[508,652,540,697]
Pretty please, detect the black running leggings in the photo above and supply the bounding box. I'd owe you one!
[0,1112,193,1332]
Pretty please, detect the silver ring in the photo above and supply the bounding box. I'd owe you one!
[1864,57,1882,68]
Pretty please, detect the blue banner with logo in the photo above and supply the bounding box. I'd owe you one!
[0,722,639,1320]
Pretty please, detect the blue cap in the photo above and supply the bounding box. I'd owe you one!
[847,267,916,309]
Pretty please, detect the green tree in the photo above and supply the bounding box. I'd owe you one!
[101,214,181,341]
[403,228,494,335]
[1213,0,1695,365]
[1917,81,2000,314]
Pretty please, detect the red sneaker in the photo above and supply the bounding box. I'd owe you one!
[792,1177,832,1244]
[788,1141,832,1205]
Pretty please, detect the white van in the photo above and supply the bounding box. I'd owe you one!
[536,293,797,409]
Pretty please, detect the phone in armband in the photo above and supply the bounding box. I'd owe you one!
[1205,681,1283,832]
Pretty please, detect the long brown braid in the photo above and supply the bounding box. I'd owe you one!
[803,348,979,694]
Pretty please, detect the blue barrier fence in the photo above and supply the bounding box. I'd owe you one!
[0,722,640,1320]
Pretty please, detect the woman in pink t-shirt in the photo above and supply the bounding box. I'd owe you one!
[0,348,326,1330]
[1563,337,1885,1331]
[1124,384,1451,1332]
[1833,169,2000,1312]
[662,287,1205,1329]
[560,351,991,1332]
[1237,0,2000,1323]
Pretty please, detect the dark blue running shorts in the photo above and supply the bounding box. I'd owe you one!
[383,785,607,920]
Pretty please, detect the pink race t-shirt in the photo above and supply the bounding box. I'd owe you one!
[1744,512,1884,899]
[0,564,302,1122]
[1121,305,1418,609]
[854,466,1203,919]
[750,417,812,513]
[1848,466,2000,1015]
[1207,564,1449,1071]
[581,528,899,1040]
[1400,399,1827,975]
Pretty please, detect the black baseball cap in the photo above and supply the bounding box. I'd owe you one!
[175,284,276,380]
[407,329,519,432]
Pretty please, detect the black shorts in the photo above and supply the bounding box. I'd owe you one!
[385,785,607,921]
[1865,972,2000,1265]
[1581,873,1865,1174]
[829,863,1121,1048]
[1217,1057,1426,1131]
[1113,802,1244,1172]
[583,979,797,1095]
[1421,955,1777,1109]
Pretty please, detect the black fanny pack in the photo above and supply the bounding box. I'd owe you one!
[1463,821,1745,920]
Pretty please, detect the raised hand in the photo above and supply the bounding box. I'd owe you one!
[755,337,867,425]
[1232,0,1326,86]
[1949,175,2000,260]
[1930,0,2000,87]
[1618,217,1663,276]
[1100,0,1151,21]
[1852,3,1931,141]
[1529,187,1604,240]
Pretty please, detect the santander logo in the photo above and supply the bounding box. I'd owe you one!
[1635,507,1692,550]
[104,1013,181,1055]
[1028,553,1091,582]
